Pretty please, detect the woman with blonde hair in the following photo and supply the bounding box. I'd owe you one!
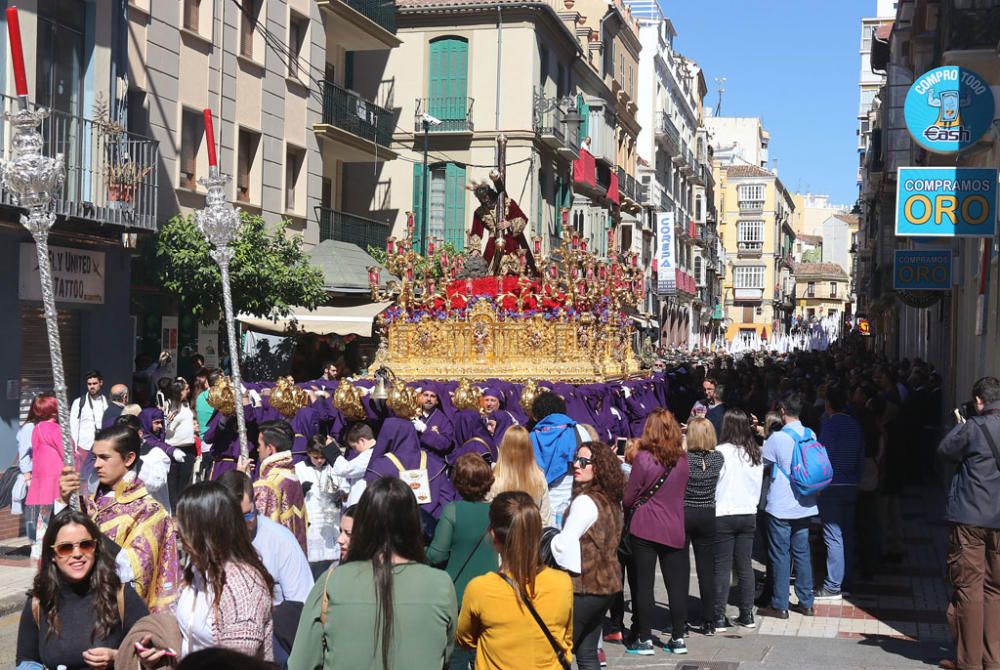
[456,491,573,669]
[488,426,552,526]
[622,409,689,656]
[683,416,724,636]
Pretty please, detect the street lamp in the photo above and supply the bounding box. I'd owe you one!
[1,8,77,507]
[195,109,249,460]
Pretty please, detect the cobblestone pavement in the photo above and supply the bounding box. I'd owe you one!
[604,488,953,668]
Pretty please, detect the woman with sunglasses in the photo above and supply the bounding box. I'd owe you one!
[548,442,625,670]
[16,509,148,670]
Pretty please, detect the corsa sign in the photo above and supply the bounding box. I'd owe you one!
[904,66,994,153]
[895,167,997,238]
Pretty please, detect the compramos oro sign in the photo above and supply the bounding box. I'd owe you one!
[904,66,994,153]
[895,167,997,238]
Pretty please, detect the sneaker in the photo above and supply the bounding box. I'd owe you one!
[735,611,756,629]
[597,647,607,667]
[702,620,716,636]
[602,630,623,643]
[664,638,688,655]
[715,616,732,632]
[624,637,655,656]
[814,587,842,600]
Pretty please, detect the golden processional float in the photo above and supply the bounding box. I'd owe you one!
[361,148,647,384]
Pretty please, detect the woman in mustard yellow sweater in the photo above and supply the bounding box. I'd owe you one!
[456,492,574,670]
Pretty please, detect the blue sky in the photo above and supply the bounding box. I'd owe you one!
[665,0,869,206]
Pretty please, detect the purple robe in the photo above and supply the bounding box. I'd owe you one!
[289,404,322,463]
[450,410,497,465]
[418,407,455,458]
[86,476,179,612]
[203,404,257,480]
[365,418,456,518]
[254,451,308,552]
[139,408,176,457]
[489,410,516,447]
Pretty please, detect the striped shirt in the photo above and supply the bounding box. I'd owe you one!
[684,450,724,508]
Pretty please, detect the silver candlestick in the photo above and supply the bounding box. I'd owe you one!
[0,103,78,507]
[195,166,248,459]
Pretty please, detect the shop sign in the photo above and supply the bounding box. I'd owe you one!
[904,66,994,153]
[893,249,951,290]
[656,212,676,296]
[198,320,221,368]
[895,167,997,237]
[18,243,105,305]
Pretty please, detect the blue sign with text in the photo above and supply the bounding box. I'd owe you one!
[904,66,994,154]
[893,250,951,291]
[895,167,997,238]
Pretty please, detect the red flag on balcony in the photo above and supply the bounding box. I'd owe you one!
[573,148,596,187]
[608,172,620,204]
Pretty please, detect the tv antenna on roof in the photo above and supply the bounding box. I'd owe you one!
[715,77,726,116]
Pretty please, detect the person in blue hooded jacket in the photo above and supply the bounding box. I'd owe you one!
[529,391,592,526]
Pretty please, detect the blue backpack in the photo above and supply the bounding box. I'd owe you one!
[777,426,833,497]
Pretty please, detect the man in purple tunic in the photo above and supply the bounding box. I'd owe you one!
[412,386,455,459]
[365,418,455,518]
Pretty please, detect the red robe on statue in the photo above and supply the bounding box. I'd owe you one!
[468,198,537,276]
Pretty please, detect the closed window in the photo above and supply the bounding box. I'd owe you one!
[737,220,763,251]
[830,282,838,297]
[428,37,469,126]
[237,128,261,203]
[733,266,765,289]
[807,281,816,297]
[285,145,304,212]
[240,0,261,59]
[180,109,203,189]
[737,184,765,210]
[288,12,308,80]
[183,0,200,32]
[413,162,466,249]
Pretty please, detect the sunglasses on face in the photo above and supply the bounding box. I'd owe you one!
[574,456,593,468]
[52,539,98,558]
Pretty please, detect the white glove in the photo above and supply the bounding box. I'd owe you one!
[173,449,186,463]
[361,386,372,396]
[622,386,632,398]
[412,418,427,433]
[248,389,262,406]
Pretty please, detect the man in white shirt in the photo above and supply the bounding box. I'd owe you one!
[333,423,377,506]
[758,393,818,620]
[70,370,108,492]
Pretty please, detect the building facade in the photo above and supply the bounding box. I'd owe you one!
[793,262,850,326]
[857,0,1000,411]
[0,0,160,463]
[714,163,795,340]
[857,0,897,190]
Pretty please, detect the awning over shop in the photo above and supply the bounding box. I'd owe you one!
[238,301,392,337]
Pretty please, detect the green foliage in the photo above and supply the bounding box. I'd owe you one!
[802,249,823,264]
[155,213,327,323]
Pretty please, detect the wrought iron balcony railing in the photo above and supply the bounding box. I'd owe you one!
[656,112,680,153]
[341,0,396,33]
[0,94,159,231]
[415,98,474,133]
[317,207,391,251]
[322,80,393,149]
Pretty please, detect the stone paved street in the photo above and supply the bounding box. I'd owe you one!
[603,488,953,668]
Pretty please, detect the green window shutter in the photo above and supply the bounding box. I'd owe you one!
[412,163,425,248]
[577,95,589,145]
[429,38,468,122]
[444,163,466,249]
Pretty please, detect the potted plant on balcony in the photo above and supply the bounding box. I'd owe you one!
[105,160,153,204]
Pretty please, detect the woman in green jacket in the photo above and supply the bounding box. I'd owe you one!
[427,453,500,670]
[288,477,457,670]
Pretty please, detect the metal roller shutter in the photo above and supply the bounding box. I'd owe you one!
[19,307,80,422]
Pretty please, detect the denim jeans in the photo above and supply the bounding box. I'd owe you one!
[818,486,858,592]
[714,514,757,618]
[767,514,814,610]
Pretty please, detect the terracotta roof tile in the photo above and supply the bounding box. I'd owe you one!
[793,262,849,278]
[797,233,823,245]
[725,164,773,178]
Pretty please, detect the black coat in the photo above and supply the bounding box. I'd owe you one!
[938,403,1000,529]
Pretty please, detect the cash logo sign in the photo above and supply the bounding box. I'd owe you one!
[904,66,994,153]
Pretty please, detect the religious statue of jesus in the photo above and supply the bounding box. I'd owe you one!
[468,171,537,276]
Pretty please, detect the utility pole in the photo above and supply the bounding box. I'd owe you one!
[421,117,429,255]
[714,77,726,116]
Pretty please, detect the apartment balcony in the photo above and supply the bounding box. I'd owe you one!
[315,80,396,162]
[316,0,400,51]
[939,1,1000,52]
[0,94,159,232]
[737,241,763,258]
[655,112,681,155]
[414,98,474,134]
[532,91,579,160]
[316,207,391,251]
[738,200,764,213]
